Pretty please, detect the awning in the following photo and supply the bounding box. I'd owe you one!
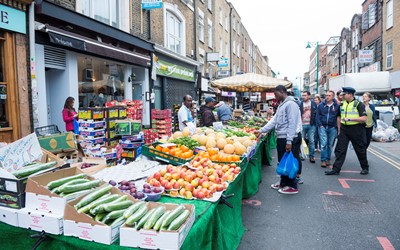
[45,26,151,67]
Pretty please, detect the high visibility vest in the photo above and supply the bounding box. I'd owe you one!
[340,99,361,125]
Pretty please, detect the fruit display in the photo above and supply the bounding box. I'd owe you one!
[151,144,194,159]
[109,180,147,200]
[195,149,242,163]
[12,161,57,179]
[169,137,200,150]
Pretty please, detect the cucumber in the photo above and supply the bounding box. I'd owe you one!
[52,179,90,194]
[125,204,148,226]
[161,205,185,230]
[47,174,87,190]
[77,194,117,214]
[136,208,156,230]
[74,185,113,209]
[153,210,171,231]
[110,216,126,227]
[101,209,126,224]
[60,189,93,200]
[90,195,128,215]
[167,210,190,231]
[58,179,101,194]
[104,200,133,212]
[94,213,106,222]
[12,161,57,179]
[123,202,145,219]
[144,206,166,230]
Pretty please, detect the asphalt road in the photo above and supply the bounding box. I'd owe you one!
[239,141,400,250]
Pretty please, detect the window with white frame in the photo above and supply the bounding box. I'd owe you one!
[387,0,393,29]
[386,41,393,69]
[225,16,228,31]
[368,3,376,28]
[208,0,212,11]
[199,10,205,42]
[207,20,213,48]
[355,28,359,48]
[78,0,128,31]
[233,40,236,55]
[352,31,356,48]
[219,37,223,57]
[166,11,183,54]
[233,16,236,30]
[219,9,223,25]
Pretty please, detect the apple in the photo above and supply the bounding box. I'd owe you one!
[215,177,222,184]
[222,165,230,173]
[177,178,185,185]
[227,174,234,182]
[208,175,216,182]
[233,167,241,174]
[160,169,167,177]
[196,171,204,178]
[153,172,161,180]
[216,184,224,192]
[192,189,199,198]
[165,182,173,190]
[152,180,161,187]
[197,191,205,199]
[191,179,199,188]
[198,178,205,186]
[179,188,186,197]
[193,161,200,168]
[161,179,169,187]
[184,175,193,183]
[205,190,212,198]
[185,184,194,192]
[184,191,193,199]
[173,182,181,189]
[172,173,180,180]
[208,184,217,193]
[180,172,186,179]
[170,190,179,197]
[164,173,172,181]
[202,181,210,189]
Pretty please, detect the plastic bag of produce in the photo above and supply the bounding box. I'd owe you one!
[276,152,299,179]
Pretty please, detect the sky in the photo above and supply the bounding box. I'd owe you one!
[228,0,363,87]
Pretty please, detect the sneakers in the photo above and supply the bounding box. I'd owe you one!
[278,186,299,194]
[360,169,369,175]
[309,157,316,163]
[321,161,327,168]
[271,182,282,190]
[296,176,304,184]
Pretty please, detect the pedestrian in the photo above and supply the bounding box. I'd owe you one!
[300,91,318,163]
[336,90,344,104]
[363,92,376,148]
[242,97,252,112]
[316,90,340,168]
[216,101,232,123]
[325,87,369,175]
[178,95,194,131]
[62,96,78,132]
[314,95,322,152]
[199,97,217,127]
[258,85,302,194]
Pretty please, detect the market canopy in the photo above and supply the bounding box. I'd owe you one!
[211,73,292,92]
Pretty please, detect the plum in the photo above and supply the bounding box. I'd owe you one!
[143,188,151,193]
[121,180,129,186]
[143,183,151,189]
[130,187,137,193]
[108,180,117,186]
[153,187,162,193]
[136,192,145,199]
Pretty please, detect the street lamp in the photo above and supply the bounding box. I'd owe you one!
[306,41,319,94]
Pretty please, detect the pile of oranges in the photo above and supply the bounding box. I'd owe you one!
[152,144,194,159]
[197,148,241,162]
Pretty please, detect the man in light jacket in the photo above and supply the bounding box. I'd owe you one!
[258,85,302,195]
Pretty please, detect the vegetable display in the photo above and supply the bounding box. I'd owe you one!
[169,137,200,150]
[12,161,57,179]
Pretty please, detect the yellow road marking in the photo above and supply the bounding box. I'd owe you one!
[368,148,400,170]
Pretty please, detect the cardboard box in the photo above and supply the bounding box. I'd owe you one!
[17,208,63,234]
[25,167,95,214]
[120,203,195,250]
[38,132,77,153]
[0,205,19,226]
[63,187,136,245]
[115,120,142,135]
[71,157,107,175]
[0,191,25,209]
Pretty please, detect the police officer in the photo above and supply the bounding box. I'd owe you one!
[325,87,370,175]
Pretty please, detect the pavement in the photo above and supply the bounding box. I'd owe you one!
[239,140,400,250]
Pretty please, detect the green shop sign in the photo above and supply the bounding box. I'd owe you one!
[155,59,195,81]
[0,4,26,34]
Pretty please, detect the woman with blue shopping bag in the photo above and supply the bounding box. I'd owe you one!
[257,85,302,195]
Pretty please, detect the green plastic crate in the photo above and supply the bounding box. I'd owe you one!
[141,143,193,166]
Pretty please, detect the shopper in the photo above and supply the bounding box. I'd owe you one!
[300,91,317,163]
[314,95,322,152]
[316,90,340,168]
[336,90,344,104]
[199,97,217,127]
[325,87,369,175]
[216,101,232,123]
[363,92,376,148]
[258,85,302,194]
[178,95,194,131]
[62,96,78,132]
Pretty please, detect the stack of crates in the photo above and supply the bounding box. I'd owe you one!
[151,109,172,139]
[142,129,159,144]
[119,133,144,161]
[78,108,106,148]
[127,100,143,120]
[104,106,127,147]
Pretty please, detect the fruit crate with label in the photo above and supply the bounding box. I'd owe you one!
[141,142,194,166]
[127,100,143,120]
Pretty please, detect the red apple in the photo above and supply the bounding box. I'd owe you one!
[197,191,205,199]
[173,182,181,189]
[184,191,193,199]
[165,182,173,190]
[202,181,210,189]
[153,172,161,180]
[185,184,194,192]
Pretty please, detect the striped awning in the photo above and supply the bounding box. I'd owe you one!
[211,73,292,93]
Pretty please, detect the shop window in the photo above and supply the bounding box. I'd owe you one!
[0,35,8,128]
[386,41,393,69]
[77,56,125,108]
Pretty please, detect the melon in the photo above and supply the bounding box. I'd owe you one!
[206,138,216,149]
[182,127,191,137]
[205,128,215,135]
[196,128,203,134]
[217,138,227,150]
[216,132,226,139]
[224,144,235,154]
[192,134,200,142]
[234,143,246,156]
[173,131,183,139]
[198,135,208,146]
[226,137,235,144]
[242,139,253,148]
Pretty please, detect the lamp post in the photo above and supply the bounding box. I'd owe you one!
[306,41,319,94]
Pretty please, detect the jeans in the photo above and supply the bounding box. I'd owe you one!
[319,126,337,162]
[302,124,316,158]
[365,127,373,148]
[276,133,302,189]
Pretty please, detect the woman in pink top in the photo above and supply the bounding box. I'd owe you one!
[62,97,78,132]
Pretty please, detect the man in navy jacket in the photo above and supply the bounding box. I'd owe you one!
[300,91,318,163]
[316,90,341,167]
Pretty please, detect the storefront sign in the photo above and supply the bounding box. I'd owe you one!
[155,58,195,81]
[221,91,236,97]
[0,4,26,34]
[49,32,86,50]
[142,0,163,9]
[360,62,380,73]
[218,57,229,68]
[359,50,374,63]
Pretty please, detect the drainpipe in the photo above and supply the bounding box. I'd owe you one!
[229,5,232,76]
[193,0,197,61]
[29,2,37,131]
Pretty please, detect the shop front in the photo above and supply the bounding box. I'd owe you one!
[0,1,32,143]
[33,1,154,131]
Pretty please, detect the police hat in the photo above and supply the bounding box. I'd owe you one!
[342,87,356,95]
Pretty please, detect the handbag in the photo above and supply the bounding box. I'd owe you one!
[73,119,79,134]
[276,151,299,179]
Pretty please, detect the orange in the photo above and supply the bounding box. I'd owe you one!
[155,145,162,151]
[180,145,189,152]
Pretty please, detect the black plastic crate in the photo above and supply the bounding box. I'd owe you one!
[35,125,61,137]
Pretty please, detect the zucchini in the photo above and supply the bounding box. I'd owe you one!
[110,216,126,227]
[94,213,107,222]
[123,202,145,219]
[103,200,133,212]
[101,209,126,224]
[90,195,128,215]
[58,179,101,194]
[153,210,171,231]
[125,204,148,226]
[74,185,113,209]
[167,210,190,231]
[12,161,57,179]
[52,179,90,194]
[136,208,156,230]
[161,205,185,230]
[60,189,93,200]
[47,174,87,190]
[144,206,166,230]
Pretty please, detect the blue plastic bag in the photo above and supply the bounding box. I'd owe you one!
[276,151,299,179]
[73,119,79,134]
